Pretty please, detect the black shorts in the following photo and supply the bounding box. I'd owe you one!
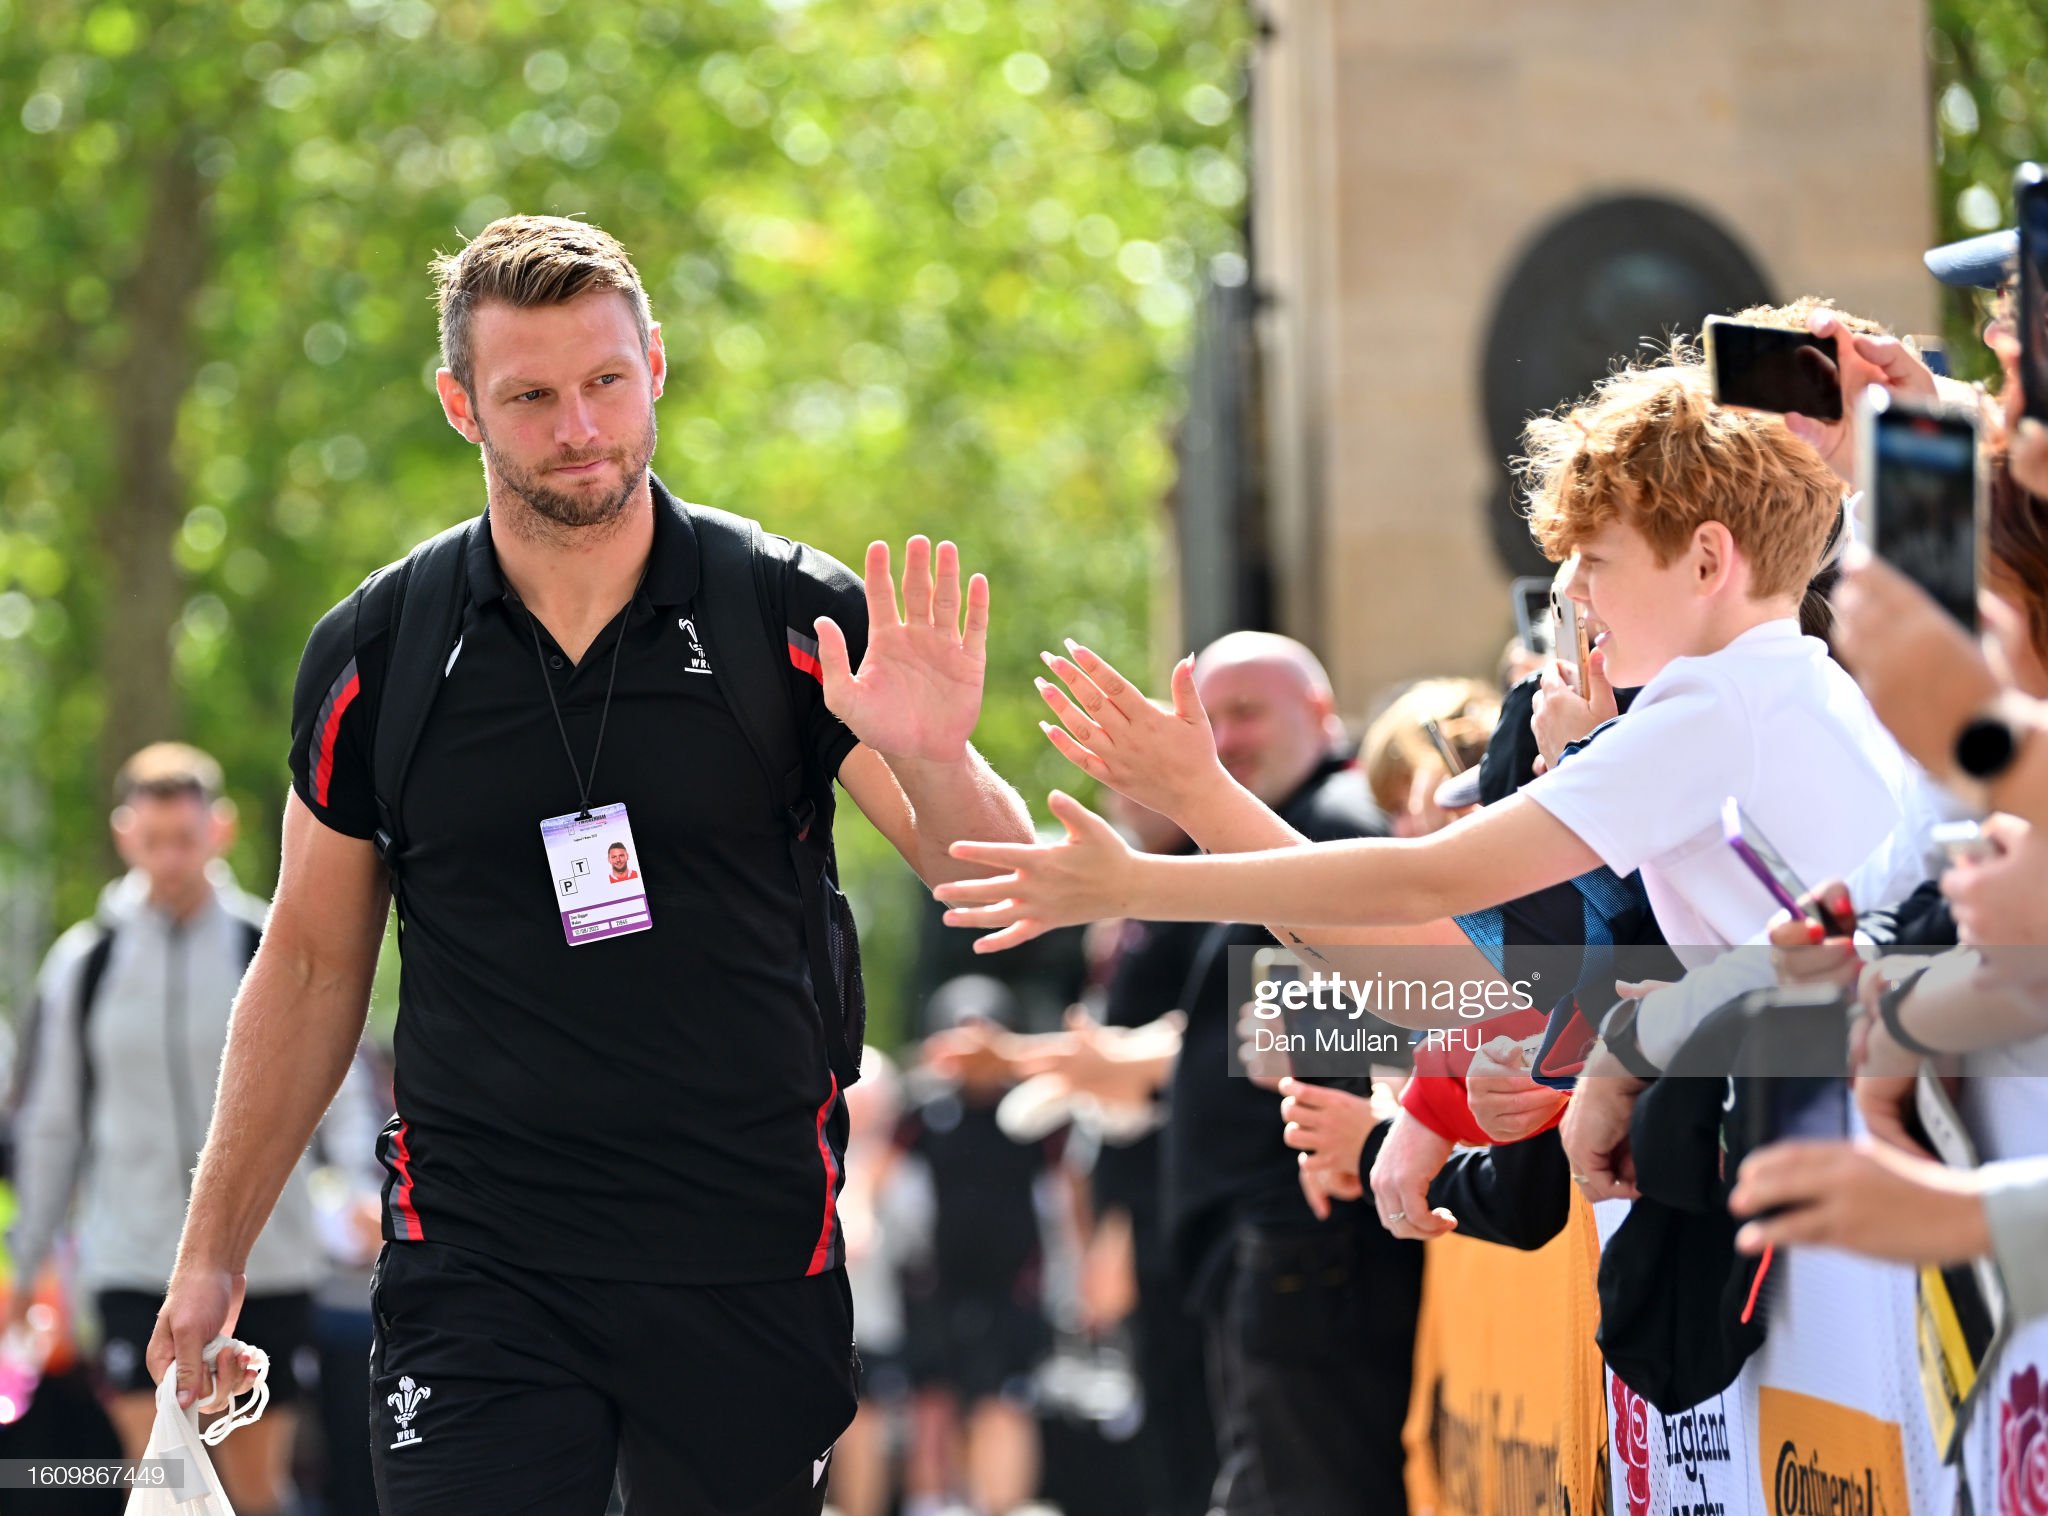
[368,1241,859,1516]
[95,1289,315,1405]
[903,1288,1048,1406]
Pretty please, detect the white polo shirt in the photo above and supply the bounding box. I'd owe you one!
[1522,619,1934,965]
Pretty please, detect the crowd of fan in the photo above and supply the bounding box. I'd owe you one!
[829,203,2048,1515]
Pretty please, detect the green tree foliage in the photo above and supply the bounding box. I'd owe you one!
[0,0,1251,1039]
[1929,0,2048,380]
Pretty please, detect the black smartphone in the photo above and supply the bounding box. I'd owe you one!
[1511,576,1555,658]
[1731,985,1852,1163]
[1704,317,1842,421]
[1857,388,1980,631]
[2017,163,2048,423]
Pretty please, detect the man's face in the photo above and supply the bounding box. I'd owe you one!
[112,793,221,901]
[1195,658,1332,805]
[609,846,628,876]
[451,290,663,530]
[1566,519,1700,687]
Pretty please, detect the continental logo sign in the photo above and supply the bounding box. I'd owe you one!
[1758,1389,1909,1516]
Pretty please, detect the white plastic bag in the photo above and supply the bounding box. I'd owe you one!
[123,1338,270,1515]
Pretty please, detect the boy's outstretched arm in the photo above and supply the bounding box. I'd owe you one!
[936,790,1600,953]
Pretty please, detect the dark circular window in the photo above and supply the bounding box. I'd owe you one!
[1479,195,1774,575]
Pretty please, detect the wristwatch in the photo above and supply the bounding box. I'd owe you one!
[1597,995,1663,1081]
[1950,692,2033,812]
[1876,966,1943,1060]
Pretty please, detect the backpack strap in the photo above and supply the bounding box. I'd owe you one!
[687,505,813,831]
[367,517,477,926]
[685,502,858,1086]
[73,925,118,1127]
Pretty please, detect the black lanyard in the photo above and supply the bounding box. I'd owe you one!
[522,597,632,820]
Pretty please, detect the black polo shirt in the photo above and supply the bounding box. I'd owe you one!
[287,476,869,1284]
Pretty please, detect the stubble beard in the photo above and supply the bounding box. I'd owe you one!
[479,405,659,541]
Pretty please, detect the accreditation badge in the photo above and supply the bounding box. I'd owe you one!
[540,802,653,946]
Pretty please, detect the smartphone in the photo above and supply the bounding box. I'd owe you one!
[1930,819,1999,866]
[1704,316,1842,421]
[1722,797,1812,921]
[2017,162,2048,423]
[1421,717,1466,776]
[1550,560,1592,687]
[1511,576,1556,658]
[1731,985,1853,1160]
[1857,387,1981,631]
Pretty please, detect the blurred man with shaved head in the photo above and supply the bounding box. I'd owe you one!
[1140,632,1423,1516]
[1192,632,1347,808]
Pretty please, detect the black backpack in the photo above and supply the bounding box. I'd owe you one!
[352,487,866,1088]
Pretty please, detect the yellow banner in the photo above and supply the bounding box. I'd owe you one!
[1404,1189,1608,1516]
[1755,1388,1909,1516]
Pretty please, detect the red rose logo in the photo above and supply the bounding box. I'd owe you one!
[2001,1365,2048,1516]
[1611,1373,1652,1516]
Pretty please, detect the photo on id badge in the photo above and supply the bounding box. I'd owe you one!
[540,802,653,946]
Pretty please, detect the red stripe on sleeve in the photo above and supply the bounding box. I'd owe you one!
[390,1119,424,1241]
[314,672,361,807]
[805,1074,841,1276]
[788,643,824,684]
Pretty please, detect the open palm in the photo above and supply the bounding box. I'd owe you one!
[816,536,989,762]
[1035,642,1226,816]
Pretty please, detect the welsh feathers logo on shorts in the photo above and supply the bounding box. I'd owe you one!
[388,1375,433,1450]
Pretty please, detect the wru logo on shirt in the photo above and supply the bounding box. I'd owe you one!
[679,617,714,676]
[388,1375,433,1450]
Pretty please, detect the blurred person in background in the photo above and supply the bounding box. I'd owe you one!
[896,975,1070,1516]
[1358,677,1499,837]
[1001,787,1212,1515]
[6,744,333,1516]
[830,1048,913,1516]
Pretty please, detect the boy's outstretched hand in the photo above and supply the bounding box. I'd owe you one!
[1034,643,1228,820]
[938,791,1137,952]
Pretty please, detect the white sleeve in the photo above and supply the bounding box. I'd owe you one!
[1520,666,1755,879]
[1634,946,1779,1070]
[1982,1157,2048,1327]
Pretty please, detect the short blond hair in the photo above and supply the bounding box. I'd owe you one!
[1517,351,1842,600]
[430,215,652,392]
[114,742,223,806]
[1360,679,1499,815]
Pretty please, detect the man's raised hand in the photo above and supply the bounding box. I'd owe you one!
[815,537,989,763]
[1034,644,1226,818]
[937,791,1135,952]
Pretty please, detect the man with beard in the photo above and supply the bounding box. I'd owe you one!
[147,216,1034,1515]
